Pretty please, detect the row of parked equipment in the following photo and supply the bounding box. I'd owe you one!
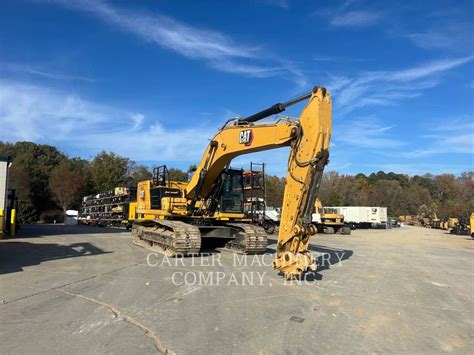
[399,213,474,237]
[79,187,137,227]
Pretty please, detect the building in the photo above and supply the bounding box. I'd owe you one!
[0,156,13,237]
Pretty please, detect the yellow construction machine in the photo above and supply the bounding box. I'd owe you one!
[436,214,473,237]
[131,86,332,279]
[440,217,458,231]
[449,214,473,237]
[448,217,459,230]
[313,198,351,235]
[439,219,448,230]
[429,213,441,229]
[471,212,474,238]
[399,215,423,226]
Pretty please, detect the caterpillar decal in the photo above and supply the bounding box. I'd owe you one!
[239,129,253,146]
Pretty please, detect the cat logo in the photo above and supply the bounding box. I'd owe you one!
[239,130,253,146]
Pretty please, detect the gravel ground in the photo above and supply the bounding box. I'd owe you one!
[0,224,472,354]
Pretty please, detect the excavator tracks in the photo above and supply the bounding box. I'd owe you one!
[225,223,268,254]
[132,220,268,256]
[132,220,201,256]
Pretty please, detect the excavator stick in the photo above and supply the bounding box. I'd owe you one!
[272,87,332,279]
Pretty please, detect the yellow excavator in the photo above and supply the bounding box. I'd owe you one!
[313,198,351,235]
[131,86,331,279]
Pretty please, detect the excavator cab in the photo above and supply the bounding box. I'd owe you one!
[204,168,245,216]
[219,169,244,214]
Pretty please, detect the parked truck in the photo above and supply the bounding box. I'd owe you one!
[330,206,388,229]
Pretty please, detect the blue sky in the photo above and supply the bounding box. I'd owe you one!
[0,0,472,176]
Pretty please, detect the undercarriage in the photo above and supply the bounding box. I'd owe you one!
[131,219,268,256]
[315,224,351,235]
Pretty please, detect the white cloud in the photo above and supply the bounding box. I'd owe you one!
[80,122,213,162]
[49,0,305,86]
[0,79,213,162]
[314,1,383,28]
[328,57,473,115]
[385,56,473,82]
[232,147,291,176]
[407,22,472,51]
[330,10,383,28]
[210,61,286,78]
[0,78,309,174]
[2,77,470,176]
[402,116,474,158]
[313,56,364,63]
[0,62,94,82]
[130,113,144,130]
[52,0,256,60]
[334,115,405,149]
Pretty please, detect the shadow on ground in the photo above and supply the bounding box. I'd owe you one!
[0,241,111,274]
[15,224,129,238]
[309,245,354,280]
[266,238,353,281]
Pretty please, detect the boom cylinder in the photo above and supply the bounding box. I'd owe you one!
[240,86,322,123]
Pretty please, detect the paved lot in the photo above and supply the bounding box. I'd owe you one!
[0,224,473,354]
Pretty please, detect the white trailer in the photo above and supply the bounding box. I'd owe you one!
[330,206,387,229]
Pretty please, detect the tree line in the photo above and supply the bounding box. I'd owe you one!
[1,141,472,223]
[265,171,473,219]
[0,142,190,223]
[316,171,473,218]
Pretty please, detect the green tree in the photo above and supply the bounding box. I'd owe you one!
[2,140,473,222]
[457,172,474,217]
[326,189,342,206]
[129,164,153,185]
[168,168,188,182]
[0,141,66,220]
[265,175,286,207]
[370,180,403,215]
[8,166,36,223]
[68,157,94,194]
[91,151,129,192]
[319,171,340,204]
